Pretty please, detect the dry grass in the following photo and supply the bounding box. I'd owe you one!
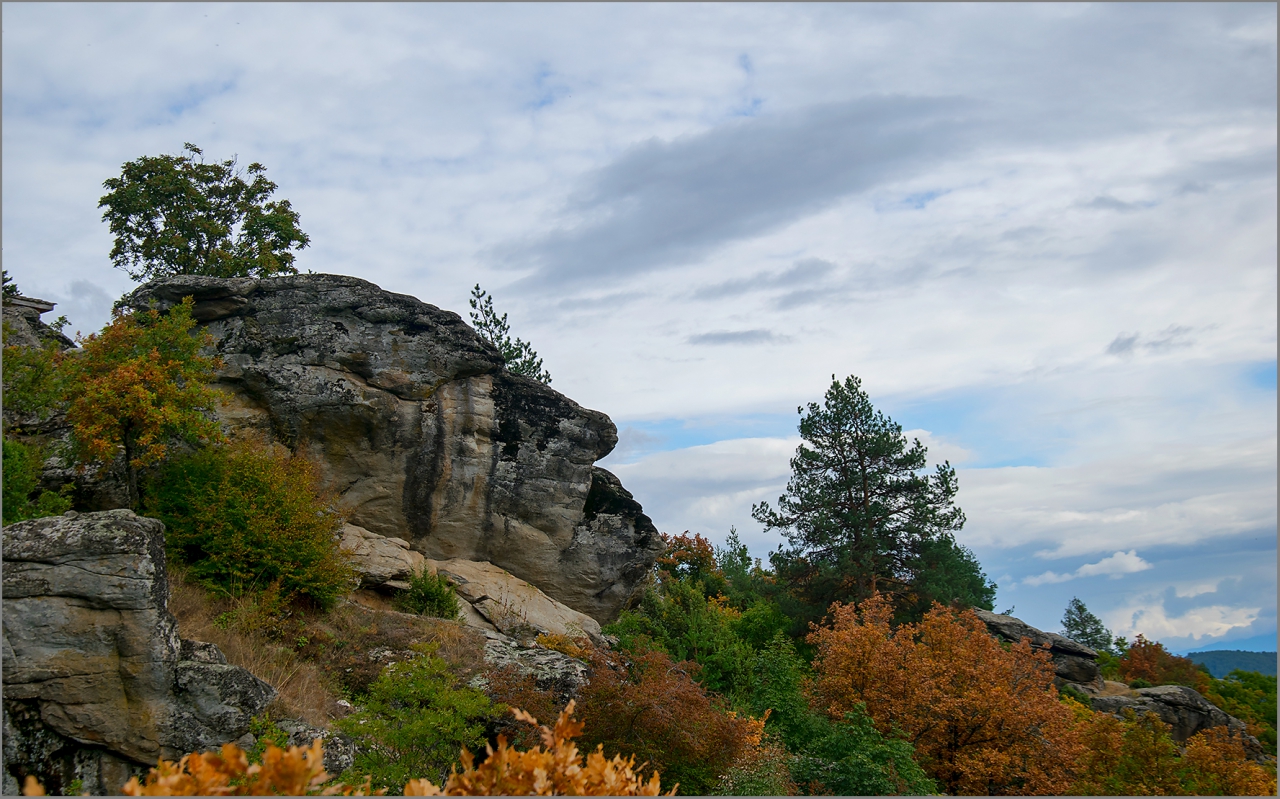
[166,570,492,729]
[166,567,335,726]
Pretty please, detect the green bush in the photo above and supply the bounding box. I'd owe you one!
[146,442,354,608]
[1129,678,1153,689]
[732,633,936,795]
[336,644,498,792]
[394,570,461,619]
[2,437,72,523]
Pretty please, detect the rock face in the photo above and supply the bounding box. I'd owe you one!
[430,558,604,644]
[1091,684,1248,743]
[341,523,427,591]
[2,511,276,794]
[124,274,662,622]
[973,609,1102,688]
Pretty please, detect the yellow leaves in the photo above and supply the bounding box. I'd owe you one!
[116,739,366,796]
[63,296,223,478]
[407,701,672,796]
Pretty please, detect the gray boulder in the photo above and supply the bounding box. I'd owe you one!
[124,274,663,623]
[973,608,1102,687]
[1091,684,1248,742]
[2,510,276,793]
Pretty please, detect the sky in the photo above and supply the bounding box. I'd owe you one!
[3,2,1275,654]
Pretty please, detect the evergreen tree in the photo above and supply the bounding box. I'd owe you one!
[753,374,992,624]
[1060,596,1116,654]
[468,284,551,384]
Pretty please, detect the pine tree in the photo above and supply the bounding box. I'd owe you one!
[468,284,551,384]
[753,374,992,624]
[1060,596,1116,654]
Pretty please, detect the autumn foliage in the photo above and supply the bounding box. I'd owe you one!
[574,645,763,796]
[809,593,1083,795]
[62,296,223,506]
[1072,706,1277,796]
[22,704,672,797]
[406,701,671,796]
[1116,633,1211,693]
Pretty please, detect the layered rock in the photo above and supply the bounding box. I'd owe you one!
[429,558,604,644]
[973,609,1102,689]
[2,511,275,794]
[1091,684,1247,742]
[124,274,662,622]
[340,523,426,591]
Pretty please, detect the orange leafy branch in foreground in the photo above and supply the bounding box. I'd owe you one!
[406,701,672,796]
[22,703,669,797]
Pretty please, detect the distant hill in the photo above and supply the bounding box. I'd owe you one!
[1187,650,1277,678]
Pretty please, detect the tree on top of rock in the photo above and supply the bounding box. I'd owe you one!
[753,374,994,624]
[468,284,551,384]
[99,143,309,281]
[1061,596,1121,655]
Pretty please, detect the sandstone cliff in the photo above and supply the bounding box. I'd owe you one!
[2,511,275,794]
[123,274,662,623]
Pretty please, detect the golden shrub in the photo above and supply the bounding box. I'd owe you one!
[404,701,673,796]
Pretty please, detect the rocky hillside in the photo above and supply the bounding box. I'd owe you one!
[122,274,661,623]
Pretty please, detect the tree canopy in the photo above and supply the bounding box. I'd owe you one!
[62,297,223,508]
[1061,596,1119,654]
[753,374,993,623]
[468,284,551,384]
[99,143,309,281]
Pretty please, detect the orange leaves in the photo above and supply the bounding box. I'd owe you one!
[62,297,222,505]
[1180,725,1278,796]
[112,739,372,796]
[406,702,671,796]
[809,593,1083,795]
[1117,634,1211,693]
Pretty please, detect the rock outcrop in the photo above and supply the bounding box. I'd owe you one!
[1090,684,1248,743]
[973,609,1102,689]
[429,558,604,644]
[124,274,662,622]
[973,609,1268,759]
[2,511,276,795]
[340,523,427,591]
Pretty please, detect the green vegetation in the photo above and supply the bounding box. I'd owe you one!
[1061,596,1124,655]
[1189,649,1277,678]
[146,442,354,609]
[1,437,72,523]
[1204,670,1277,755]
[468,284,551,384]
[394,570,462,619]
[99,143,309,281]
[753,374,994,630]
[335,644,498,793]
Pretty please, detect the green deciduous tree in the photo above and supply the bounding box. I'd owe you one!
[99,143,309,281]
[753,374,992,624]
[468,284,551,383]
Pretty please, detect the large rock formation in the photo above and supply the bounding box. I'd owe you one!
[973,609,1102,688]
[124,274,662,622]
[2,510,276,795]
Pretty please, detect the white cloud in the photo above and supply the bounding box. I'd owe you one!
[2,3,1274,649]
[1023,550,1153,587]
[1107,602,1262,642]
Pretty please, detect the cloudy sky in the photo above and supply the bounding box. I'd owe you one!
[4,3,1275,653]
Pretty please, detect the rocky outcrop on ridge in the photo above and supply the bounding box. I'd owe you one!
[1091,684,1248,743]
[123,274,662,623]
[974,609,1267,759]
[2,510,276,795]
[973,609,1103,688]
